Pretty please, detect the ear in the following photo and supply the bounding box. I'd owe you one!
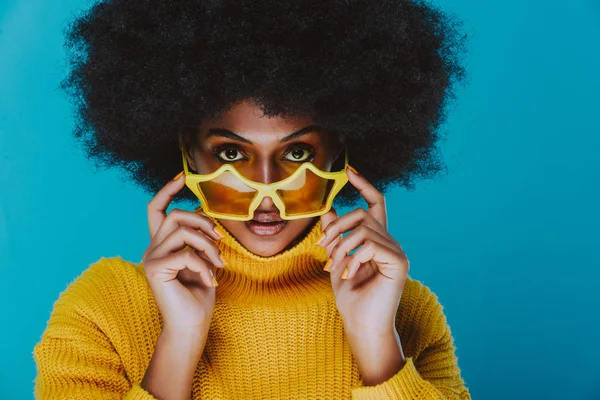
[179,135,198,173]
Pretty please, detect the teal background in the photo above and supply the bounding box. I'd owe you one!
[1,0,599,398]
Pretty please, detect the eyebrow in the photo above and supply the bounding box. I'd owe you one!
[205,125,323,144]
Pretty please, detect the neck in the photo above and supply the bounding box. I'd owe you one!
[195,206,330,304]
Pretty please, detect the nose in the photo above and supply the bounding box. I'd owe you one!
[248,158,284,213]
[247,158,284,184]
[255,195,277,212]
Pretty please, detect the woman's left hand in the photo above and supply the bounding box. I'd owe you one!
[318,166,410,336]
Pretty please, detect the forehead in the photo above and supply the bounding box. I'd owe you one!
[198,100,318,142]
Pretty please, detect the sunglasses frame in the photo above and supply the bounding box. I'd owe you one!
[181,143,349,221]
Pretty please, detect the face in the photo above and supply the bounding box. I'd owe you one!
[184,99,343,257]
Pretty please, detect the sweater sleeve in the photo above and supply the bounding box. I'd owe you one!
[32,260,158,400]
[351,283,471,400]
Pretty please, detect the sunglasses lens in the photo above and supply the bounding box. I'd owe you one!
[198,170,258,217]
[276,168,336,216]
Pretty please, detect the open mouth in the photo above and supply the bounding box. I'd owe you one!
[244,217,287,236]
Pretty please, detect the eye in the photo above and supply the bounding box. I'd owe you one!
[283,145,314,163]
[216,147,246,162]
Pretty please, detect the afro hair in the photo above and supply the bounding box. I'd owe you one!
[60,0,469,206]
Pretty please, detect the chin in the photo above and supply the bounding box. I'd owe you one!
[218,217,317,257]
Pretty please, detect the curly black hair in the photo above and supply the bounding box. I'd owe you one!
[60,0,468,206]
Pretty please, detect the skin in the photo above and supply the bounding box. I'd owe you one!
[182,98,412,385]
[183,98,343,257]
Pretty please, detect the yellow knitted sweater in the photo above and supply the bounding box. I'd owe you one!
[33,215,470,399]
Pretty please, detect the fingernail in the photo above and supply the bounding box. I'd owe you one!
[219,254,227,267]
[316,232,326,246]
[347,165,359,175]
[172,171,184,181]
[341,268,349,279]
[209,270,219,287]
[323,259,332,272]
[214,225,227,239]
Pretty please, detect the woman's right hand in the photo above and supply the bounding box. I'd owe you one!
[141,171,226,335]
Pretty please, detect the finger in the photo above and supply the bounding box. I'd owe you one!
[144,250,215,287]
[329,225,399,271]
[319,207,338,232]
[196,207,209,218]
[196,208,226,236]
[328,255,351,286]
[151,226,226,268]
[344,240,408,280]
[319,208,342,259]
[346,166,388,229]
[147,171,185,239]
[152,208,223,246]
[318,208,390,248]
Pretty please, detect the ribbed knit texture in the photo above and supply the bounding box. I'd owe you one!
[33,208,470,399]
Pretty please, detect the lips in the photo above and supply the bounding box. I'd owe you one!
[251,212,283,223]
[245,211,287,235]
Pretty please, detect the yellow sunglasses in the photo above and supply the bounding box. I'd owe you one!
[181,144,349,221]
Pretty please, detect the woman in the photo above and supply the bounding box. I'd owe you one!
[33,0,470,398]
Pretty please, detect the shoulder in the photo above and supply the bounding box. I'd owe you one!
[400,275,444,312]
[45,257,146,327]
[62,256,143,299]
[396,276,454,356]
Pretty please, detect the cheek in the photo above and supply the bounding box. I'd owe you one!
[218,219,245,235]
[283,218,318,241]
[196,156,220,174]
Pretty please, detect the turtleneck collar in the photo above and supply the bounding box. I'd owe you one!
[192,206,331,303]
